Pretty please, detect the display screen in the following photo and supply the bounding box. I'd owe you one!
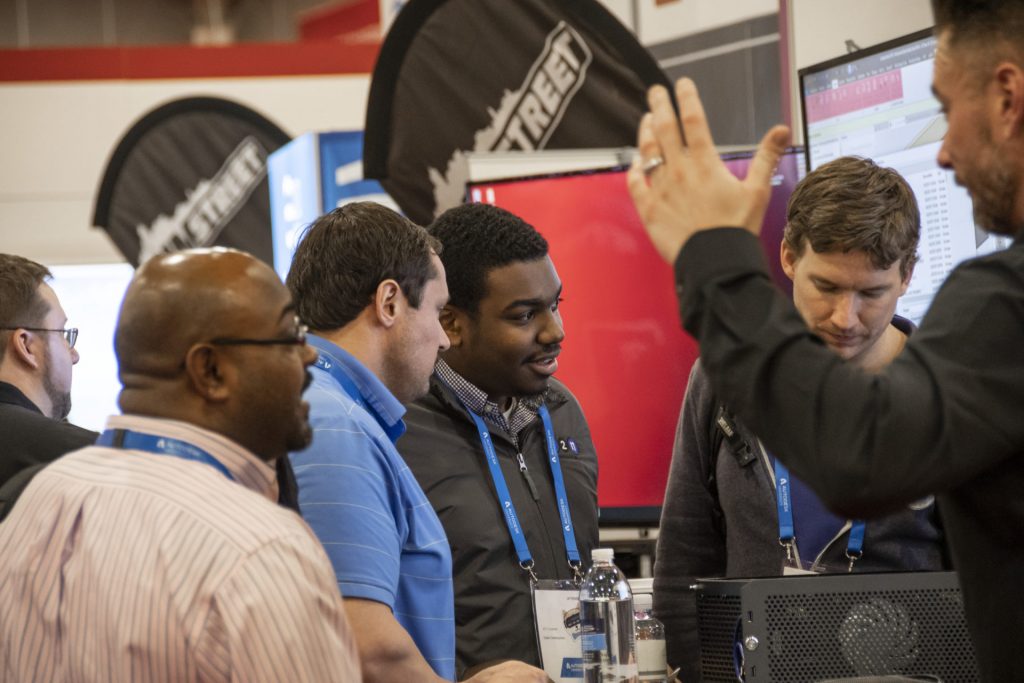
[800,29,1013,324]
[467,148,805,521]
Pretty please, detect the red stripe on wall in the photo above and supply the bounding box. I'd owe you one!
[0,41,379,82]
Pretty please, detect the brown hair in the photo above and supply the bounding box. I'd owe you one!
[287,202,442,331]
[0,254,52,360]
[783,156,920,279]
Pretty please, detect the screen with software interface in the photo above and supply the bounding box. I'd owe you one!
[800,29,1013,324]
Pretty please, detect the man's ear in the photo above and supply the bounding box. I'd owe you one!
[780,240,798,281]
[993,61,1024,140]
[899,259,916,296]
[373,279,402,329]
[183,344,232,402]
[5,330,43,371]
[440,305,465,348]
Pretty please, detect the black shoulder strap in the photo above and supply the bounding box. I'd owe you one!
[711,403,759,469]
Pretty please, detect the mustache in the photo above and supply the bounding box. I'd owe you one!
[303,370,313,392]
[527,344,562,362]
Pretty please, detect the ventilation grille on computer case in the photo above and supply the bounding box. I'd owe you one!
[696,573,980,683]
[697,592,742,681]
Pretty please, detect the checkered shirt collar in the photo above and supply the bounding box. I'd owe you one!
[434,358,543,436]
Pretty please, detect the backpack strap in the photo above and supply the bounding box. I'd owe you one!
[712,403,758,469]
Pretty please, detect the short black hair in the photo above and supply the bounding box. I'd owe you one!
[428,203,548,314]
[0,254,52,361]
[932,0,1024,67]
[287,202,441,331]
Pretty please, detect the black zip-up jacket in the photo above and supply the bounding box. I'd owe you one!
[399,375,599,677]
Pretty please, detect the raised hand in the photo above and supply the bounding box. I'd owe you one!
[627,78,791,264]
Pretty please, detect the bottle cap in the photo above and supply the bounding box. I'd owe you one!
[592,548,614,563]
[634,592,653,610]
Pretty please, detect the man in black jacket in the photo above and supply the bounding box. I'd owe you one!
[399,203,599,678]
[0,254,96,497]
[627,2,1024,679]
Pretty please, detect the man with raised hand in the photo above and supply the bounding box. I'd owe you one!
[287,202,549,683]
[0,248,360,682]
[626,2,1024,678]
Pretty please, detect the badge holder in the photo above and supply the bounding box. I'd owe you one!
[532,578,584,681]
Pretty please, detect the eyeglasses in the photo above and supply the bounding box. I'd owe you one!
[209,316,308,347]
[0,326,78,348]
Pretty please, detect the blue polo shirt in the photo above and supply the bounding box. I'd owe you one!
[290,335,456,680]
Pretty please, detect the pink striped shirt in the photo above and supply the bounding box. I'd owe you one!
[0,414,361,682]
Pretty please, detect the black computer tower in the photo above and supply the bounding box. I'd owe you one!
[695,571,979,682]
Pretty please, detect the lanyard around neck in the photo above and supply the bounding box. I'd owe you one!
[97,429,235,481]
[316,354,368,411]
[463,401,582,582]
[774,459,865,568]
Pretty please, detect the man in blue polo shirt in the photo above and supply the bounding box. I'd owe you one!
[286,202,547,683]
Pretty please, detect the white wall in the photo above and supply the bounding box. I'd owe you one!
[0,1,940,268]
[0,74,370,265]
[636,0,777,44]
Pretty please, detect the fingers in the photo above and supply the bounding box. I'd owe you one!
[647,85,686,168]
[627,114,654,212]
[626,152,651,218]
[636,111,661,163]
[674,78,715,157]
[745,124,792,189]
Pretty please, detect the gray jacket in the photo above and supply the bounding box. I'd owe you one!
[399,375,599,677]
[653,359,948,682]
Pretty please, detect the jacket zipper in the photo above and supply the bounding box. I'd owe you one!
[517,452,540,500]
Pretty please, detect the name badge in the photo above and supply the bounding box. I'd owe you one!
[532,579,584,681]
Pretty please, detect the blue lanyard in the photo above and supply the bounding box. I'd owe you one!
[463,402,581,579]
[773,459,865,565]
[316,354,369,412]
[97,429,235,481]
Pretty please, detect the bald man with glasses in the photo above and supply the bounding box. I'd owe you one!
[0,253,96,504]
[0,247,360,682]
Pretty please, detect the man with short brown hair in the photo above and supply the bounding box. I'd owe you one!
[654,157,946,681]
[287,202,547,683]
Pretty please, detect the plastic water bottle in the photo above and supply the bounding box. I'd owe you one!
[579,548,639,682]
[633,593,667,681]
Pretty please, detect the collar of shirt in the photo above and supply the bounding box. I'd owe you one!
[434,358,542,437]
[103,414,279,503]
[307,333,406,443]
[0,380,42,414]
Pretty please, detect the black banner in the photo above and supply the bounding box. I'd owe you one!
[364,0,669,226]
[93,97,291,266]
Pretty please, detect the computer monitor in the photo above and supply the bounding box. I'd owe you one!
[465,147,805,523]
[800,28,1013,324]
